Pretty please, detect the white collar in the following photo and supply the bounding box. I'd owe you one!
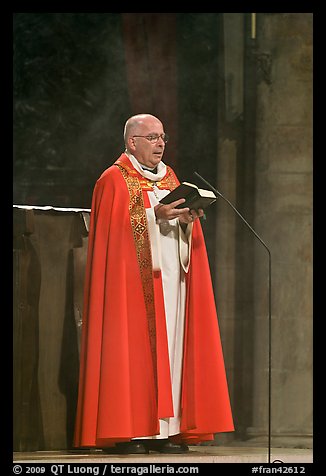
[125,151,167,182]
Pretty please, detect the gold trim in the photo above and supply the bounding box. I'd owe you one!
[115,156,179,192]
[116,164,158,393]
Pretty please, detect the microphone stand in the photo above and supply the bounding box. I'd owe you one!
[194,171,272,464]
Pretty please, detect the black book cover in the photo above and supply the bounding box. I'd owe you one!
[159,182,217,210]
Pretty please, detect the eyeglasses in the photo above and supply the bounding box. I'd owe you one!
[132,133,169,144]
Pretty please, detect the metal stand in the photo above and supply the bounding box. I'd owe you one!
[194,171,272,463]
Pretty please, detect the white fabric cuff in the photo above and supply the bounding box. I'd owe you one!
[178,222,193,273]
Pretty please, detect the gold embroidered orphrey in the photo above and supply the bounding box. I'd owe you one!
[115,160,178,397]
[116,163,158,395]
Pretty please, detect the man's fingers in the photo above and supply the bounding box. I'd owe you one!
[169,198,186,209]
[174,207,190,216]
[189,208,204,218]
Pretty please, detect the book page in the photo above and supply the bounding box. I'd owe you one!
[182,182,198,189]
[198,188,216,198]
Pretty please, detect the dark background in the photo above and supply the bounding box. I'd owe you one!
[13,13,220,209]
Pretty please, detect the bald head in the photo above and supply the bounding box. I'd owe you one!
[123,113,167,168]
[124,114,163,146]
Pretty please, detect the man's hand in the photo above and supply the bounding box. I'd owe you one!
[179,207,204,224]
[154,199,204,224]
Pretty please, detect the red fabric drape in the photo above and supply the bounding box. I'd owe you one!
[74,154,234,447]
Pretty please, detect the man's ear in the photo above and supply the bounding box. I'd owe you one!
[127,137,136,152]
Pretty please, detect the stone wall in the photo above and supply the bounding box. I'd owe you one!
[215,13,313,447]
[253,13,313,445]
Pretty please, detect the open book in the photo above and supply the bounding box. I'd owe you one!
[159,182,217,210]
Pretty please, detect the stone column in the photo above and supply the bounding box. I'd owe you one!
[249,13,313,447]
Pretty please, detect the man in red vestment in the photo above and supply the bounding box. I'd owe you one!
[74,114,234,454]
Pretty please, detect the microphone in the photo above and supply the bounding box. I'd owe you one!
[194,171,273,464]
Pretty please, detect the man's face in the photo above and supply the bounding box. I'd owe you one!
[128,117,166,168]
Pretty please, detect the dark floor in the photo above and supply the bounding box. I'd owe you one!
[14,445,313,464]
